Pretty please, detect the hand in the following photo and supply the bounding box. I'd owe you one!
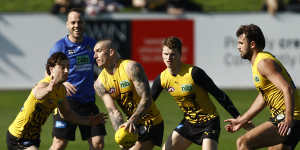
[63,82,77,96]
[224,118,243,133]
[120,118,137,134]
[277,118,293,136]
[48,71,61,91]
[89,112,108,126]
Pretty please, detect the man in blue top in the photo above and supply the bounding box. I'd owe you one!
[49,8,106,150]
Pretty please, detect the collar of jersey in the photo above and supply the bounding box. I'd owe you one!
[64,35,86,47]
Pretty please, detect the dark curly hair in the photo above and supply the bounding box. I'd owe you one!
[236,24,265,51]
[46,52,69,75]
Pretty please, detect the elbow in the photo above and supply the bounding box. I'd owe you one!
[285,85,295,97]
[142,95,153,108]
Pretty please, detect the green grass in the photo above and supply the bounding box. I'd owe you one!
[0,0,53,12]
[1,89,300,150]
[0,0,282,13]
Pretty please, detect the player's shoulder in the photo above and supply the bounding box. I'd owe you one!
[55,36,67,45]
[125,59,142,70]
[52,37,67,50]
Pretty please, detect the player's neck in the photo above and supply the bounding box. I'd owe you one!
[250,50,259,65]
[105,56,119,74]
[168,62,182,76]
[68,35,83,43]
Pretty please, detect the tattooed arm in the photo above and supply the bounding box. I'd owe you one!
[124,60,153,132]
[94,78,124,131]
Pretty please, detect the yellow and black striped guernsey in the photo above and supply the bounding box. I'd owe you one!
[98,59,163,126]
[152,63,240,124]
[8,76,65,140]
[252,52,300,120]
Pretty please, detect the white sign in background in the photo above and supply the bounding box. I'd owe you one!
[194,13,300,88]
[0,14,67,89]
[0,13,300,89]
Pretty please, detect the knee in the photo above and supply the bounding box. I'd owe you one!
[50,137,68,150]
[236,135,251,150]
[90,137,104,150]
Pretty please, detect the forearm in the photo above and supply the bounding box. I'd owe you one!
[283,87,295,120]
[108,108,124,130]
[130,95,152,122]
[240,94,265,124]
[60,111,91,126]
[33,84,53,100]
[216,93,240,118]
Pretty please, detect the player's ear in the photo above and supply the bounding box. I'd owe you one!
[109,48,115,56]
[250,41,256,49]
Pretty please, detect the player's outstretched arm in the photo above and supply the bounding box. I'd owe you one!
[225,93,265,132]
[58,99,107,126]
[191,66,240,118]
[94,78,124,131]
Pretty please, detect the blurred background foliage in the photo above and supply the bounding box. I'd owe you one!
[0,0,286,12]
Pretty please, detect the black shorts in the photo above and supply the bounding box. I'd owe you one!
[137,121,164,146]
[52,100,107,141]
[270,115,300,149]
[174,117,220,145]
[6,131,40,150]
[282,120,300,149]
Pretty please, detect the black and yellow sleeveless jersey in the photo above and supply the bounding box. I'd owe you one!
[98,59,163,126]
[252,52,300,120]
[8,76,65,140]
[152,63,240,124]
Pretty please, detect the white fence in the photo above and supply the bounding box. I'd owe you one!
[0,13,300,89]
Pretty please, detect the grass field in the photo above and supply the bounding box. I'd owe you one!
[1,89,299,150]
[0,0,275,12]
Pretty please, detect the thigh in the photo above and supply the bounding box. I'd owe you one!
[202,138,218,150]
[24,146,38,150]
[268,144,290,150]
[242,121,285,149]
[79,123,106,140]
[130,140,154,150]
[163,131,192,150]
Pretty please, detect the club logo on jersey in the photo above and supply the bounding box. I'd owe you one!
[120,80,130,88]
[168,87,175,92]
[176,124,184,129]
[254,76,260,82]
[55,121,67,128]
[109,88,116,94]
[181,84,192,92]
[76,55,90,65]
[68,49,75,55]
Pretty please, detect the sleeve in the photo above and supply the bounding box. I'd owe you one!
[151,74,164,102]
[192,66,240,118]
